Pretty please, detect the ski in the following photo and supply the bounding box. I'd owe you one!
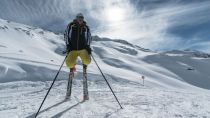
[66,69,74,100]
[83,65,89,100]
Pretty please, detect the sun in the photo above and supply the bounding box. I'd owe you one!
[105,6,125,22]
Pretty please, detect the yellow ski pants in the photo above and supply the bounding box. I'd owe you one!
[66,49,91,68]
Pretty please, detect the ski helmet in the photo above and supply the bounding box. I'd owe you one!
[76,13,84,19]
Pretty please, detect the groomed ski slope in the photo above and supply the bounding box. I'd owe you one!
[1,80,210,118]
[0,19,210,118]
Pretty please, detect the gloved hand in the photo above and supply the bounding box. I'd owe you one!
[85,45,92,55]
[66,44,72,53]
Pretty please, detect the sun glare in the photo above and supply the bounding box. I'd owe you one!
[105,7,125,22]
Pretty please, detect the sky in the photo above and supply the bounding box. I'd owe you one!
[0,0,209,52]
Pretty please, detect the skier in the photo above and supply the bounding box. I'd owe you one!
[64,13,92,100]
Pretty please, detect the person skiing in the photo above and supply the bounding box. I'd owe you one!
[64,13,92,100]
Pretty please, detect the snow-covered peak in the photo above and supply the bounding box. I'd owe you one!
[164,49,210,58]
[92,36,151,52]
[0,19,65,61]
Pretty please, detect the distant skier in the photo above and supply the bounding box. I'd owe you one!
[64,13,92,100]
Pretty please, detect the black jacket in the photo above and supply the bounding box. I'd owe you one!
[64,19,91,51]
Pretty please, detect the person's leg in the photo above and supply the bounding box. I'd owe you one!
[83,64,89,100]
[79,49,91,66]
[66,51,78,68]
[79,49,91,100]
[65,51,78,99]
[66,68,74,99]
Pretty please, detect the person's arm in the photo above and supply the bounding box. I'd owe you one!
[85,26,92,54]
[86,26,92,46]
[64,23,72,52]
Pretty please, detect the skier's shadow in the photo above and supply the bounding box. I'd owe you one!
[51,101,84,118]
[26,100,80,118]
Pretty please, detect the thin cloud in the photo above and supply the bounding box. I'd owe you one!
[0,0,209,52]
[91,0,210,51]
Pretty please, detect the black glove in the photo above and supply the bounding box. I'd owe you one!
[86,45,92,55]
[66,44,72,53]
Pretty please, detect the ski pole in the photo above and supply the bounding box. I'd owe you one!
[35,55,68,118]
[91,55,123,109]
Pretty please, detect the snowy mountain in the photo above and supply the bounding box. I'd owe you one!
[1,19,210,118]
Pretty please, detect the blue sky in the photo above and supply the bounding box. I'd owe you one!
[0,0,209,52]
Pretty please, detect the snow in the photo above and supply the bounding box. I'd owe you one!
[1,19,210,118]
[1,80,210,118]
